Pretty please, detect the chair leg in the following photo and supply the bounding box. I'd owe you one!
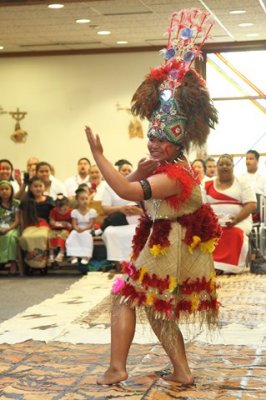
[17,246,25,276]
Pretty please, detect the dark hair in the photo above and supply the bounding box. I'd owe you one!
[115,159,132,167]
[20,176,45,226]
[78,158,91,165]
[75,188,88,198]
[77,183,89,191]
[192,158,206,173]
[55,193,69,208]
[0,159,14,181]
[36,161,52,174]
[205,157,216,164]
[246,150,260,160]
[0,181,14,205]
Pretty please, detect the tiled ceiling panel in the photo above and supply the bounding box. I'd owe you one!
[0,0,265,53]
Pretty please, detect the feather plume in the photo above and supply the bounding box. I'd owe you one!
[131,77,162,121]
[174,70,218,149]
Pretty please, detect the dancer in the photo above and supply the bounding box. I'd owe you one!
[86,8,220,385]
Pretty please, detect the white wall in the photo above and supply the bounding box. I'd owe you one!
[2,51,264,181]
[0,51,161,180]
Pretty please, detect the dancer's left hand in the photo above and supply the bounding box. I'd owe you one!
[85,126,103,157]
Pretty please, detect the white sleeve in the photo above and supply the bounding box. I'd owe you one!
[238,176,257,204]
[101,185,113,206]
[71,209,78,218]
[64,177,74,196]
[90,208,98,218]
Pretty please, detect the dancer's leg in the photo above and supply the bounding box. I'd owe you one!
[147,316,194,384]
[97,303,136,384]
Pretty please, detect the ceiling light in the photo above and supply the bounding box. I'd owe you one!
[238,22,254,27]
[229,10,246,14]
[246,33,259,37]
[48,3,64,9]
[76,19,91,24]
[117,41,128,44]
[97,31,111,35]
[0,46,4,50]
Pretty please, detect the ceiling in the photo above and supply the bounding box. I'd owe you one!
[0,0,265,55]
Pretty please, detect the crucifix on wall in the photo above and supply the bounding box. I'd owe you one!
[9,107,28,143]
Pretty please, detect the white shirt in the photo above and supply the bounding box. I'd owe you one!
[44,178,66,200]
[64,175,90,197]
[241,171,266,196]
[93,180,107,201]
[102,185,134,207]
[11,180,20,193]
[102,185,141,225]
[71,208,97,228]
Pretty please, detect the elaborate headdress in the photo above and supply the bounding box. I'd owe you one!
[131,8,218,149]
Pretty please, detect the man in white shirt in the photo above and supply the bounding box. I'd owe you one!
[205,157,217,179]
[64,157,91,198]
[242,150,266,196]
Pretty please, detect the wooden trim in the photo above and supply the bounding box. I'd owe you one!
[0,40,265,58]
[0,0,97,6]
[213,96,266,101]
[0,46,163,58]
[204,40,266,53]
[211,153,266,158]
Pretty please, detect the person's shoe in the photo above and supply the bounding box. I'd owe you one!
[81,257,89,265]
[55,253,64,263]
[71,257,78,265]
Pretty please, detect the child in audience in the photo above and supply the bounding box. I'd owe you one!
[48,194,72,264]
[0,180,20,274]
[19,176,54,269]
[66,187,97,265]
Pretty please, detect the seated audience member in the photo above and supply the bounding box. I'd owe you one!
[192,159,207,183]
[88,164,106,201]
[242,150,266,196]
[101,161,143,269]
[66,187,97,266]
[0,159,21,195]
[48,194,72,264]
[0,180,20,275]
[36,162,66,200]
[114,159,132,169]
[242,150,266,226]
[26,157,39,178]
[205,154,256,274]
[205,157,217,179]
[19,177,54,270]
[64,158,91,198]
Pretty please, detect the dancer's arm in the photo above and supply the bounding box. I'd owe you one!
[126,158,158,182]
[85,126,179,201]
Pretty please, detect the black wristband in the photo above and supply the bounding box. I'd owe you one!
[139,179,152,200]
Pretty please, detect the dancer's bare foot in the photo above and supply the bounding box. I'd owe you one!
[163,372,194,385]
[97,367,128,385]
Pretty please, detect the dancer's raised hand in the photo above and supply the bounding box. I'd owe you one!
[85,125,103,157]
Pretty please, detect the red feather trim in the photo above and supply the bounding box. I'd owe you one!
[177,204,222,245]
[116,262,219,318]
[152,163,198,210]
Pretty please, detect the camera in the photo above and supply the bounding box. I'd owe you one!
[23,172,30,185]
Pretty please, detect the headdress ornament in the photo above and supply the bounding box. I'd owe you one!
[131,8,217,147]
